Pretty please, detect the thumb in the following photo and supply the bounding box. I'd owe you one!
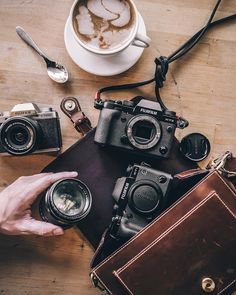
[21,219,64,236]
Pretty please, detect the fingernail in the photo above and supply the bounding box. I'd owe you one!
[52,228,64,236]
[70,171,78,176]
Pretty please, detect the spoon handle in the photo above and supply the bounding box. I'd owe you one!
[16,26,48,60]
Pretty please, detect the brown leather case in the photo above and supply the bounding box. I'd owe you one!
[91,171,236,295]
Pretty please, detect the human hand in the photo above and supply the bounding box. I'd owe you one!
[0,171,78,236]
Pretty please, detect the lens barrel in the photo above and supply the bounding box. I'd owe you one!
[39,178,92,228]
[0,117,41,156]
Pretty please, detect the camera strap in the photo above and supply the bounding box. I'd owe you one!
[94,0,236,112]
[61,97,92,135]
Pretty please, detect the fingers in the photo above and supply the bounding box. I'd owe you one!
[23,171,78,204]
[19,219,64,236]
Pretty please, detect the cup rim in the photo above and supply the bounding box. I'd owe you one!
[69,0,139,56]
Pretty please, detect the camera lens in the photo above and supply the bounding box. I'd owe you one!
[128,180,163,215]
[0,117,41,155]
[10,127,29,145]
[40,178,92,228]
[126,115,161,150]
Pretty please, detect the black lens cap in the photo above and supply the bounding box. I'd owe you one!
[180,133,211,162]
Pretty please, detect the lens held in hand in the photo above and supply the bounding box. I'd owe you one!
[39,178,92,228]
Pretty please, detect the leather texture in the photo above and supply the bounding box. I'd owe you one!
[91,171,236,295]
[91,168,209,268]
[60,97,92,134]
[42,129,197,249]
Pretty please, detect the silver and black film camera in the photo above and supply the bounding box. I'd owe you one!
[0,103,62,156]
[94,97,187,159]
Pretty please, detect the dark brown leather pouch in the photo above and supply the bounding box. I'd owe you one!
[91,169,236,295]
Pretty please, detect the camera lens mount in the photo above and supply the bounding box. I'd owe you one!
[40,178,92,228]
[126,115,161,150]
[0,117,41,156]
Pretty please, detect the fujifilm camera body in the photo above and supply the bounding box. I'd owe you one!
[94,97,185,159]
[0,103,62,156]
[110,163,173,242]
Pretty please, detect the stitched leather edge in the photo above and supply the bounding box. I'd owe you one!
[92,171,236,294]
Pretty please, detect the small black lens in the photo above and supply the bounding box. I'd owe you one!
[0,117,41,156]
[9,126,30,146]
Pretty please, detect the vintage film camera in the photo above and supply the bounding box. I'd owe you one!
[109,163,173,242]
[94,97,188,159]
[0,103,62,156]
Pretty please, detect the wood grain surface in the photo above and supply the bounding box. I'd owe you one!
[0,0,235,294]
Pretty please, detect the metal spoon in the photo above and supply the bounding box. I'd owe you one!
[16,26,69,83]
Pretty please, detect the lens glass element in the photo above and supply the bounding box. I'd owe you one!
[51,179,92,220]
[8,125,31,147]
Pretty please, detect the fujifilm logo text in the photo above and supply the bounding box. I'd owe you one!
[140,108,157,116]
[121,183,130,200]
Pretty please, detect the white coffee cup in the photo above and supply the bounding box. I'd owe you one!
[68,0,151,56]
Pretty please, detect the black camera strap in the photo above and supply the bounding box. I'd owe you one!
[95,0,236,111]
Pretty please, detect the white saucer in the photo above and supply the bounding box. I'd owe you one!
[64,14,147,76]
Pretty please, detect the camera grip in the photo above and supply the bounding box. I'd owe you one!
[94,109,120,145]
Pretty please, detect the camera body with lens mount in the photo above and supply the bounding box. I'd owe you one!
[0,103,62,156]
[94,97,184,159]
[110,163,173,242]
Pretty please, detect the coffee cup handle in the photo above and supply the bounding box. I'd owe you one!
[132,33,151,48]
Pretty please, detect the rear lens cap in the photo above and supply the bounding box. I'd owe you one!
[180,133,211,162]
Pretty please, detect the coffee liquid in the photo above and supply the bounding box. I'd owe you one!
[73,0,135,51]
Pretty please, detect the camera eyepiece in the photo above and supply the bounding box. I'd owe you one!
[39,178,92,228]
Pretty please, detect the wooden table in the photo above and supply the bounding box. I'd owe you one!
[0,0,235,294]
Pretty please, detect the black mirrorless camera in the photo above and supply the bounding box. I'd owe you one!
[94,97,187,159]
[0,103,62,156]
[110,163,173,242]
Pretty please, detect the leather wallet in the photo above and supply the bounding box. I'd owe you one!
[42,129,197,249]
[91,170,236,295]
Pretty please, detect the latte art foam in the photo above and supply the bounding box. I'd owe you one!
[74,0,135,50]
